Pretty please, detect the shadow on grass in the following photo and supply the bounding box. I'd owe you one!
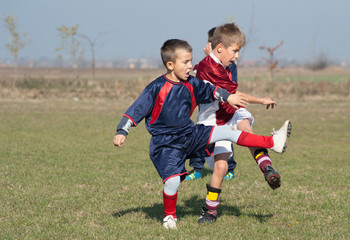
[201,168,213,178]
[112,194,273,223]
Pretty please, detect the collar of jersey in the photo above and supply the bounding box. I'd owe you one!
[209,52,226,69]
[164,74,185,84]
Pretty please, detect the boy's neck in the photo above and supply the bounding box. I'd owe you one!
[165,72,181,82]
[209,51,225,68]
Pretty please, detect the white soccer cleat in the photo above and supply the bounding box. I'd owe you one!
[271,120,292,153]
[163,215,177,229]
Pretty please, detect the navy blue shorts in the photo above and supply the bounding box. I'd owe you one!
[149,124,215,182]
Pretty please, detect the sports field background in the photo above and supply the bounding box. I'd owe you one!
[0,67,349,239]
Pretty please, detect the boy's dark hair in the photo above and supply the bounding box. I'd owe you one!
[161,39,192,67]
[211,23,246,49]
[207,27,216,43]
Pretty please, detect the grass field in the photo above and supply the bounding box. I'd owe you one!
[0,67,350,239]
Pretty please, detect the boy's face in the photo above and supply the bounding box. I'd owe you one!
[167,48,193,82]
[217,43,241,67]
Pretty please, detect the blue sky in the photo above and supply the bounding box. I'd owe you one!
[1,0,349,63]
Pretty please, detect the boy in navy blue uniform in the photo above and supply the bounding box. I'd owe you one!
[114,39,291,229]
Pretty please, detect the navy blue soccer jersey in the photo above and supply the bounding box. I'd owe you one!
[228,61,238,83]
[116,74,232,181]
[122,74,221,136]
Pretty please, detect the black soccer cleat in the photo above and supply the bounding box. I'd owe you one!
[198,207,217,224]
[264,165,281,190]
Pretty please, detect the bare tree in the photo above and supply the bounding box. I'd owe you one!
[77,33,96,81]
[309,51,329,70]
[259,41,284,81]
[231,7,257,66]
[2,13,30,87]
[77,32,110,81]
[308,34,329,71]
[225,13,236,23]
[225,7,257,66]
[56,24,84,84]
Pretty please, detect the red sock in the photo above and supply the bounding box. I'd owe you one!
[254,148,272,173]
[237,131,274,149]
[163,191,177,219]
[206,199,219,217]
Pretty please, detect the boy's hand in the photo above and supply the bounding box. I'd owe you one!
[261,97,277,109]
[114,134,126,147]
[227,93,248,109]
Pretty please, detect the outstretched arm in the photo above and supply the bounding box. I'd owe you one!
[236,91,276,109]
[113,86,155,148]
[226,93,249,109]
[214,87,248,109]
[193,78,248,109]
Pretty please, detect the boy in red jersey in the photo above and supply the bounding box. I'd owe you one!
[196,23,289,224]
[186,27,238,181]
[114,39,291,229]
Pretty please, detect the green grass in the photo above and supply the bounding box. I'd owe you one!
[1,98,349,239]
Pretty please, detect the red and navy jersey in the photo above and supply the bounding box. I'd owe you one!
[196,55,238,125]
[229,61,238,83]
[121,74,222,136]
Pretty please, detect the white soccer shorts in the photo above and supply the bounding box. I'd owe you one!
[205,108,255,169]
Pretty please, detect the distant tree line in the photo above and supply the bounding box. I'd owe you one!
[0,13,335,88]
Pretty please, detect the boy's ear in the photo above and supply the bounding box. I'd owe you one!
[217,43,224,53]
[166,61,174,71]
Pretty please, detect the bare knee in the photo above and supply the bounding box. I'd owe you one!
[214,160,228,176]
[237,118,253,133]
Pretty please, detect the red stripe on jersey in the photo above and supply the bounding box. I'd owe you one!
[183,81,197,116]
[213,86,218,100]
[150,81,173,124]
[123,114,137,126]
